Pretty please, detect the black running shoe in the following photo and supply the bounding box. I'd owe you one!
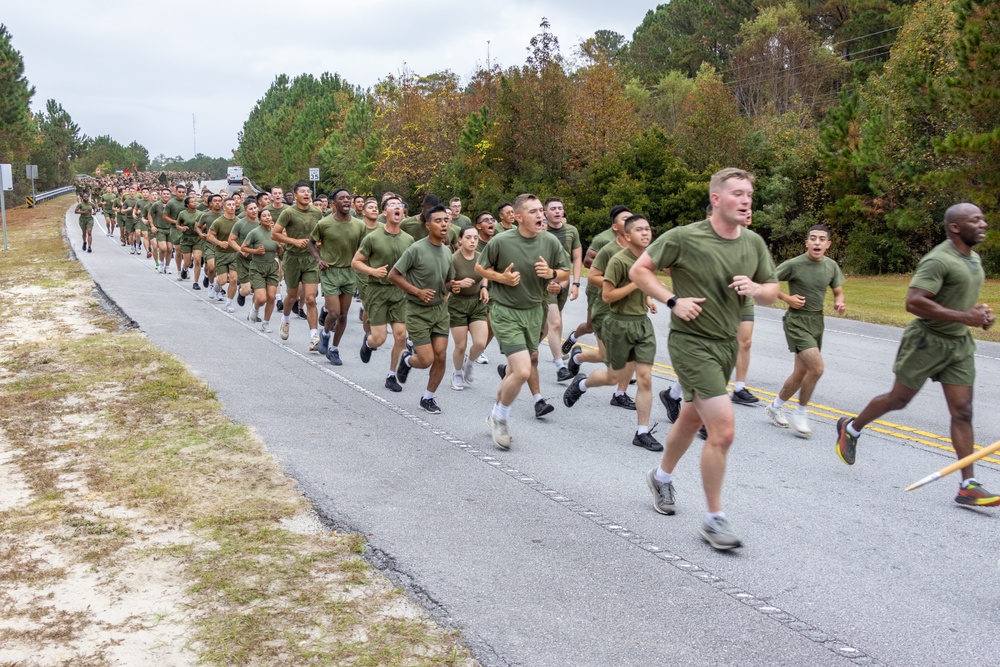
[397,351,412,384]
[319,307,329,328]
[87,246,92,253]
[318,331,330,356]
[566,344,582,376]
[731,388,760,405]
[633,429,664,452]
[385,375,402,393]
[181,268,188,280]
[192,283,201,291]
[610,393,636,410]
[297,305,307,319]
[659,389,681,423]
[327,347,342,366]
[497,364,506,380]
[359,338,372,364]
[419,397,441,414]
[563,374,586,407]
[556,366,573,383]
[291,301,300,316]
[275,298,283,312]
[561,336,576,355]
[697,425,708,440]
[237,294,246,307]
[534,398,555,418]
[82,243,87,251]
[202,275,209,288]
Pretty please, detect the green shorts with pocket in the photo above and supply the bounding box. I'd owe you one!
[365,283,406,326]
[155,230,171,244]
[79,218,95,230]
[546,285,570,310]
[893,320,976,389]
[169,228,183,245]
[448,294,488,328]
[179,241,196,254]
[668,330,738,402]
[125,219,138,233]
[405,301,450,347]
[283,253,318,289]
[202,241,215,261]
[783,310,825,353]
[320,266,356,296]
[215,251,238,276]
[237,255,251,284]
[491,302,544,356]
[603,315,656,370]
[591,300,611,342]
[249,261,280,290]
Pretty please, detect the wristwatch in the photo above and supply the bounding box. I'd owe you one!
[572,281,580,287]
[666,296,678,310]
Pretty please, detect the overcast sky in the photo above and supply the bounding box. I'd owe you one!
[5,1,656,161]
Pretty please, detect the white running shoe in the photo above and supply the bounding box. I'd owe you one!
[261,322,273,333]
[789,411,812,438]
[225,303,235,313]
[765,403,789,428]
[476,352,489,365]
[463,356,475,385]
[451,373,465,391]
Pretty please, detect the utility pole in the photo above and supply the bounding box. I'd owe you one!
[192,114,197,155]
[487,40,491,70]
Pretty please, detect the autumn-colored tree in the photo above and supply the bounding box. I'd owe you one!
[564,58,640,172]
[672,65,748,172]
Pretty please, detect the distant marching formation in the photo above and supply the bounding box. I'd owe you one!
[71,169,997,551]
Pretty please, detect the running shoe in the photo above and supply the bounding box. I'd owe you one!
[248,310,259,323]
[462,356,475,385]
[237,294,246,307]
[87,246,92,253]
[82,243,87,251]
[261,322,273,333]
[202,275,209,288]
[955,480,1000,507]
[476,352,489,364]
[192,282,201,291]
[385,375,402,392]
[291,301,301,316]
[419,397,442,414]
[318,331,330,356]
[319,307,329,327]
[561,336,576,355]
[697,425,708,440]
[566,344,582,376]
[327,347,342,366]
[297,306,307,320]
[275,297,283,312]
[225,303,235,313]
[280,321,290,341]
[835,417,858,465]
[359,338,372,364]
[146,252,152,259]
[181,268,188,280]
[610,393,636,410]
[699,516,743,550]
[451,373,465,391]
[731,388,760,405]
[405,338,414,354]
[789,412,812,438]
[765,404,789,428]
[563,374,586,408]
[396,351,412,384]
[487,414,512,449]
[497,364,506,380]
[534,399,555,418]
[645,468,676,515]
[659,389,681,424]
[556,366,573,383]
[633,428,663,452]
[309,333,320,351]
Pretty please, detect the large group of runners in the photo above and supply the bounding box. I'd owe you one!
[71,167,998,550]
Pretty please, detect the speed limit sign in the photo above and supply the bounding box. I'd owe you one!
[309,168,320,181]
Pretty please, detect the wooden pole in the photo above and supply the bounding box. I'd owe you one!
[905,440,1000,491]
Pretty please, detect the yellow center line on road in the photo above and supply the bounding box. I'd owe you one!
[560,338,1000,465]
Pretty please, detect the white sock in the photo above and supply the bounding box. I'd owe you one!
[578,379,588,391]
[404,355,412,367]
[422,390,434,400]
[309,328,318,337]
[532,393,543,403]
[331,346,338,352]
[282,315,290,323]
[637,425,649,435]
[734,381,745,392]
[961,478,977,489]
[387,371,396,379]
[554,358,566,369]
[668,382,682,400]
[567,332,577,344]
[225,299,232,307]
[613,390,625,397]
[846,421,861,437]
[772,397,785,408]
[493,402,512,420]
[654,467,672,484]
[572,353,581,365]
[706,511,726,522]
[796,405,807,415]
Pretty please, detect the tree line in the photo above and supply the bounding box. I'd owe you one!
[235,0,999,275]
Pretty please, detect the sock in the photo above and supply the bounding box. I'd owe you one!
[403,355,412,367]
[493,402,512,420]
[364,338,372,350]
[654,467,672,484]
[422,390,434,401]
[846,421,861,438]
[772,397,785,408]
[454,370,463,379]
[309,328,318,337]
[282,315,290,323]
[554,358,566,369]
[532,393,543,403]
[578,379,588,391]
[795,405,807,415]
[734,381,745,392]
[637,425,649,435]
[387,371,396,379]
[225,299,232,307]
[961,478,977,489]
[668,382,682,400]
[572,353,581,365]
[331,346,338,352]
[613,390,625,397]
[706,511,726,522]
[567,332,577,344]
[262,320,269,326]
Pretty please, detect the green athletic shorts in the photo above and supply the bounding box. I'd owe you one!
[668,330,738,402]
[155,230,171,244]
[283,253,318,289]
[202,241,216,261]
[78,219,94,230]
[320,266,356,296]
[893,320,976,389]
[740,297,755,322]
[546,285,570,310]
[169,228,183,245]
[365,283,406,326]
[215,251,238,276]
[783,310,824,353]
[356,275,369,306]
[237,255,251,284]
[249,261,280,290]
[405,300,450,347]
[603,315,656,370]
[491,302,544,356]
[591,300,611,342]
[179,241,196,254]
[448,294,488,328]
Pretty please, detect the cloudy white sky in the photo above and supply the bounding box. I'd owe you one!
[5,1,657,161]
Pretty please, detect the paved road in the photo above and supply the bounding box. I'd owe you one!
[68,205,1000,666]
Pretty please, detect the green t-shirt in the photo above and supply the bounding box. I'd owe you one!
[244,226,279,264]
[604,248,646,317]
[231,218,260,247]
[452,214,472,228]
[547,222,582,263]
[149,201,166,230]
[357,226,414,286]
[262,204,287,224]
[196,202,209,212]
[592,240,626,275]
[909,241,984,337]
[209,215,239,254]
[399,215,428,241]
[177,209,202,241]
[198,210,222,234]
[452,250,481,297]
[101,192,116,211]
[310,215,366,267]
[478,229,570,309]
[393,238,455,305]
[775,253,845,314]
[276,206,323,255]
[589,228,616,256]
[164,197,186,225]
[138,199,152,221]
[76,202,95,224]
[646,219,777,340]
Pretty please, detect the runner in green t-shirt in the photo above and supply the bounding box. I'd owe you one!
[150,188,173,274]
[230,199,261,305]
[197,195,223,288]
[836,203,1000,508]
[74,193,96,253]
[542,197,583,382]
[162,184,188,276]
[389,206,456,414]
[136,187,153,259]
[764,225,846,437]
[476,194,570,448]
[563,213,621,355]
[351,195,365,219]
[177,196,205,288]
[496,202,517,234]
[101,190,116,237]
[352,196,413,392]
[241,209,282,332]
[310,188,366,364]
[272,182,324,348]
[564,215,661,452]
[448,225,489,391]
[356,197,383,337]
[208,198,241,311]
[631,168,779,551]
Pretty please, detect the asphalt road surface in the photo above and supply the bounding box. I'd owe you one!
[67,204,1000,667]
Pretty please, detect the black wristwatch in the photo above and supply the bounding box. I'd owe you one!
[572,281,580,287]
[666,296,678,310]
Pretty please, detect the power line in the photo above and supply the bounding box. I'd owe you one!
[722,43,894,90]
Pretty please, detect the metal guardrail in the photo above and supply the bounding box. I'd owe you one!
[30,186,75,206]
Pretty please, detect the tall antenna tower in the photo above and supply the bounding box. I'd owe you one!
[192,114,197,155]
[487,40,491,69]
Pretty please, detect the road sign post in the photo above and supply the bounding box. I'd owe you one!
[25,165,37,208]
[309,168,320,199]
[0,163,11,250]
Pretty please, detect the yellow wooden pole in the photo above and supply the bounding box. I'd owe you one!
[905,440,1000,491]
